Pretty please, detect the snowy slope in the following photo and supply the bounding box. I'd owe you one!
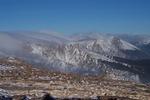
[118,34,150,56]
[68,35,141,59]
[29,37,142,82]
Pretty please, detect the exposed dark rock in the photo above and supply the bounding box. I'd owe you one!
[0,96,12,100]
[42,93,55,100]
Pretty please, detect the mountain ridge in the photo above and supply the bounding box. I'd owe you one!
[0,31,150,83]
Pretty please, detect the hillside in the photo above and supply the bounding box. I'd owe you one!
[0,57,150,100]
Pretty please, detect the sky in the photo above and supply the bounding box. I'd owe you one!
[0,0,150,35]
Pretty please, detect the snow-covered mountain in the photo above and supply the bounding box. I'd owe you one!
[0,32,150,83]
[117,34,150,45]
[118,34,150,55]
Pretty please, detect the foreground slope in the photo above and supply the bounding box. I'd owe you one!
[0,57,150,100]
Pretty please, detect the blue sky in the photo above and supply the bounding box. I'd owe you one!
[0,0,150,35]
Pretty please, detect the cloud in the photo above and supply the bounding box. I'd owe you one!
[0,33,22,51]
